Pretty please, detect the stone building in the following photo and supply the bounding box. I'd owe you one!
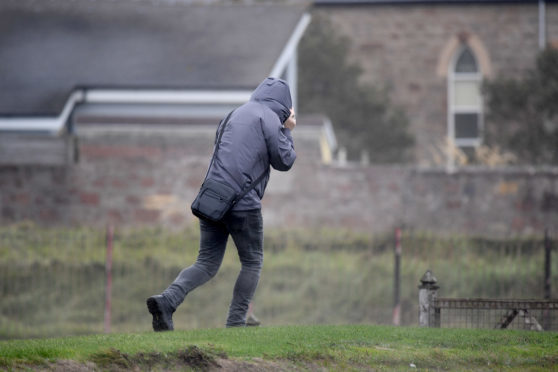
[312,0,558,167]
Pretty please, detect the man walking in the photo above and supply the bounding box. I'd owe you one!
[147,77,297,330]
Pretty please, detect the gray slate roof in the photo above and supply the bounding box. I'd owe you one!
[0,0,307,115]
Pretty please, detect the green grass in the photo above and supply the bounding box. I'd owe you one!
[1,325,557,371]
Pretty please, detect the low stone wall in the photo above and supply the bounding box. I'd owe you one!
[266,162,558,236]
[1,128,557,237]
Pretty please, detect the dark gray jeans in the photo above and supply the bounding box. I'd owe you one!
[162,209,263,327]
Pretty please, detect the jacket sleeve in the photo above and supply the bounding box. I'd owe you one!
[262,113,296,171]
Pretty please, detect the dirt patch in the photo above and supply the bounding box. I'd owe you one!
[9,347,323,371]
[87,346,222,371]
[22,360,97,372]
[214,357,300,372]
[177,345,222,370]
[90,348,132,370]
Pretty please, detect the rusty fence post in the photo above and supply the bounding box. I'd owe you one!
[418,270,439,327]
[543,229,552,330]
[393,227,402,326]
[104,224,114,333]
[544,228,552,300]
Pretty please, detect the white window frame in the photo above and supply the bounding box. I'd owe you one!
[447,45,484,149]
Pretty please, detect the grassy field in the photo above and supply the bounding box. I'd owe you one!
[1,223,556,338]
[1,325,557,371]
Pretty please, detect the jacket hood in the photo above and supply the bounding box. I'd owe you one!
[250,77,292,123]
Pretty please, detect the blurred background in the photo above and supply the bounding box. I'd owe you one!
[0,0,557,338]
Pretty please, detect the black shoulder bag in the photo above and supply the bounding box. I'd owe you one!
[191,111,267,222]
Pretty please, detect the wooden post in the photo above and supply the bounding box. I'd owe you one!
[418,270,439,327]
[392,228,402,326]
[104,224,114,333]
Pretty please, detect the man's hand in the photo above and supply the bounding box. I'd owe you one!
[284,108,296,131]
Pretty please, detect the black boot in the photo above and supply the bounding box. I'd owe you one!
[146,295,175,331]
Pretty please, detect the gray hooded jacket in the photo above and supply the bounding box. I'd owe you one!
[206,77,296,211]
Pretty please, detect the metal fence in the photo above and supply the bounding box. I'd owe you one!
[418,269,558,331]
[432,299,558,331]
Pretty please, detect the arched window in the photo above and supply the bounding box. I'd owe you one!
[448,45,483,152]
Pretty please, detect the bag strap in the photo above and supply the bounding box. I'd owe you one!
[214,110,234,149]
[233,168,267,205]
[202,110,235,182]
[205,111,268,204]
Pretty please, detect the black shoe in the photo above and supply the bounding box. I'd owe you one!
[146,295,174,331]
